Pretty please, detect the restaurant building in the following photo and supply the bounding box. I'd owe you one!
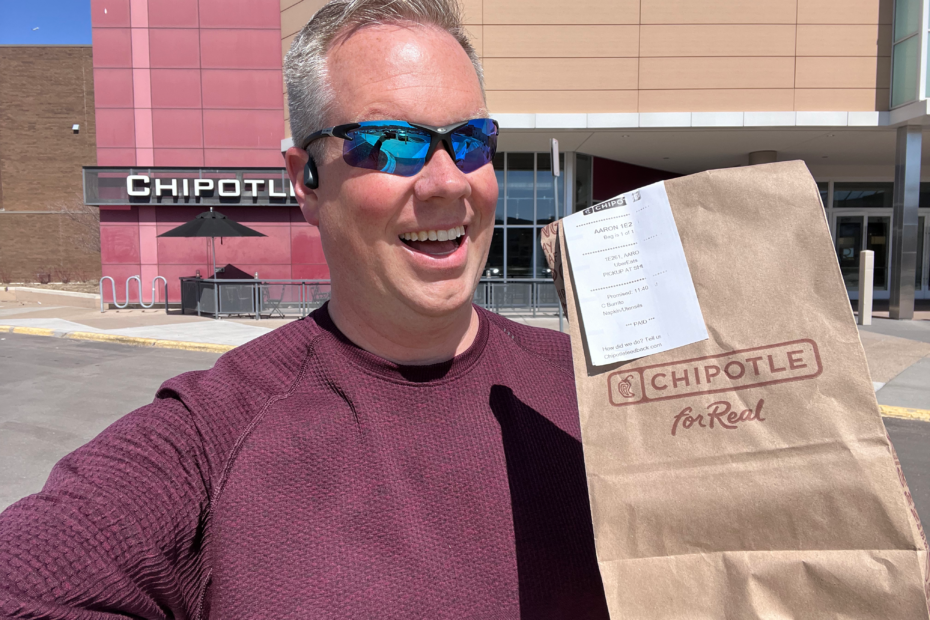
[87,0,929,313]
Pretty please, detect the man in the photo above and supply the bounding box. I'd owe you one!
[0,0,609,617]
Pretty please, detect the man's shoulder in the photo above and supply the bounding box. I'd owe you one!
[478,306,574,377]
[157,315,324,417]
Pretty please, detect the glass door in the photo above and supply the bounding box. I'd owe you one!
[833,212,892,299]
[835,215,863,292]
[918,215,928,298]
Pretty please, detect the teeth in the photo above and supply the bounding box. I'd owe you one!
[400,226,467,243]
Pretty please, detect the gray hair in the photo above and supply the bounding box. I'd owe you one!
[284,0,485,161]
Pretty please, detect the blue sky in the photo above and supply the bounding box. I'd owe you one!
[0,0,91,45]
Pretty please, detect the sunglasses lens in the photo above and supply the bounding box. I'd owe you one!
[343,122,430,177]
[451,119,498,173]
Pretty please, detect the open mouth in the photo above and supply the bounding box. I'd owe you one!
[399,225,466,257]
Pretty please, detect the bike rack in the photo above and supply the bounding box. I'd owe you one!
[99,275,169,313]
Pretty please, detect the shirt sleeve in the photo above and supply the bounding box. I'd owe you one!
[0,394,214,620]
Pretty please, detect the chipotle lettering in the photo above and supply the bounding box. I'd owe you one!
[607,339,822,407]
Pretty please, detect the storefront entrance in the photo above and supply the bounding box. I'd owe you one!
[833,211,891,299]
[832,211,929,300]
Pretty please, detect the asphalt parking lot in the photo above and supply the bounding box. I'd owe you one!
[1,332,929,529]
[0,332,220,509]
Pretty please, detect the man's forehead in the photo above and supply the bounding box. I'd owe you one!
[325,22,485,126]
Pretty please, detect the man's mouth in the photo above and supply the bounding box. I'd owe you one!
[399,225,466,256]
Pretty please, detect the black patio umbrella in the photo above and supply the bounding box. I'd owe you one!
[158,207,266,278]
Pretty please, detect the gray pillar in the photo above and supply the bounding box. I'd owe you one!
[890,125,921,320]
[748,151,777,165]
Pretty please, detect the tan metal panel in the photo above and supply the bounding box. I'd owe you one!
[795,56,890,89]
[461,0,482,24]
[484,0,639,25]
[464,26,482,57]
[484,58,638,90]
[640,57,796,89]
[281,0,302,11]
[281,0,327,38]
[796,25,892,57]
[282,32,297,64]
[488,90,639,112]
[794,88,889,111]
[638,88,795,112]
[641,0,797,24]
[640,25,795,57]
[483,25,638,58]
[797,0,891,25]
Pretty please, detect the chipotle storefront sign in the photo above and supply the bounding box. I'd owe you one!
[83,167,299,206]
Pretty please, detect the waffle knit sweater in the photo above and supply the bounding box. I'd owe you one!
[0,305,609,619]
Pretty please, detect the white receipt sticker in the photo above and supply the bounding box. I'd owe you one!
[563,182,707,366]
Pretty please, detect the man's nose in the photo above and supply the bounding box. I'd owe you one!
[414,144,470,202]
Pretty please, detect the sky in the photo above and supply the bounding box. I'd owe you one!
[0,0,91,45]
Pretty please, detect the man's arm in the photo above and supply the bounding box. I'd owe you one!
[0,394,214,620]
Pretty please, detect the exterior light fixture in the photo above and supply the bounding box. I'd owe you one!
[72,124,80,134]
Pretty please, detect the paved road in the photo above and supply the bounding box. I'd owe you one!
[1,332,928,532]
[0,332,219,509]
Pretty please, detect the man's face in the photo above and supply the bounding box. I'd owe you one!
[296,23,497,320]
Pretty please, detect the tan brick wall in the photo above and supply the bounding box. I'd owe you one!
[280,0,893,125]
[0,46,99,282]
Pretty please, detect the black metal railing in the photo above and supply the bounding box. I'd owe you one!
[178,277,560,319]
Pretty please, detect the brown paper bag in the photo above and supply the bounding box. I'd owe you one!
[540,161,930,618]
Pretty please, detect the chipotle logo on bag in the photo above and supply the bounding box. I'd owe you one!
[542,164,930,618]
[606,339,822,407]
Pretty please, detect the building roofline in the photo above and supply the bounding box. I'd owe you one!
[0,44,92,48]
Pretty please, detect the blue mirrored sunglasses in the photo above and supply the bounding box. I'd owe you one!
[299,118,499,177]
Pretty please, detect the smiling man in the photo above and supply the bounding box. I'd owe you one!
[0,1,608,618]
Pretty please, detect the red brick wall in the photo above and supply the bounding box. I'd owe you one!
[0,46,99,282]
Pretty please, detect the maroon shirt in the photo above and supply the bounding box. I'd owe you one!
[0,305,609,619]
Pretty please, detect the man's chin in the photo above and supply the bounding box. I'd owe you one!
[397,283,477,319]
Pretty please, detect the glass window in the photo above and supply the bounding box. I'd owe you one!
[926,40,930,98]
[575,154,592,213]
[536,227,554,279]
[917,216,925,288]
[833,183,894,208]
[493,153,504,225]
[918,182,930,207]
[867,217,890,290]
[895,0,921,41]
[484,228,503,278]
[835,216,863,290]
[506,228,535,278]
[817,182,828,209]
[506,153,534,225]
[892,34,920,107]
[536,153,565,224]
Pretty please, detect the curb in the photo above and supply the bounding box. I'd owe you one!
[0,325,235,354]
[3,325,930,418]
[879,405,930,423]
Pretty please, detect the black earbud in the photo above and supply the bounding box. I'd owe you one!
[303,157,319,190]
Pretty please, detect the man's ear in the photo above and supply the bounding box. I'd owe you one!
[285,146,320,226]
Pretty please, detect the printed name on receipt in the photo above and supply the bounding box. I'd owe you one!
[562,182,708,366]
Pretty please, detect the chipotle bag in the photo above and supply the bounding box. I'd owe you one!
[540,161,930,618]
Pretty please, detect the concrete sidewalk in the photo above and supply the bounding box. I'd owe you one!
[2,290,928,414]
